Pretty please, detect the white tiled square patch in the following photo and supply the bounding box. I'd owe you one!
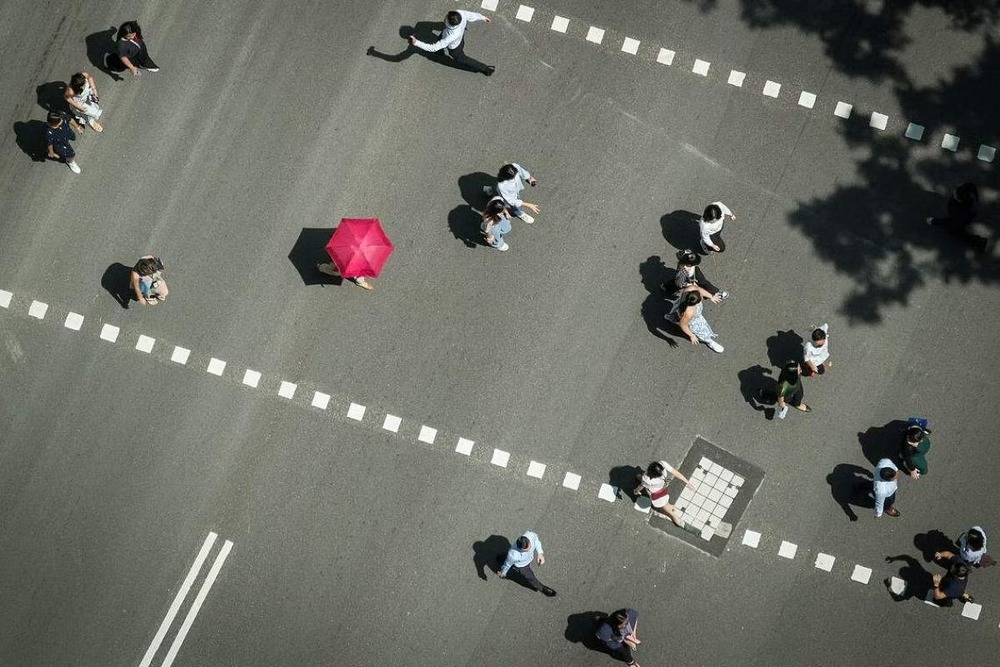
[814,553,835,571]
[171,346,190,364]
[778,541,798,559]
[28,301,48,319]
[656,48,675,65]
[64,312,84,330]
[586,27,605,44]
[798,91,817,108]
[242,370,261,387]
[135,335,155,353]
[692,59,710,76]
[621,37,640,55]
[311,391,330,409]
[905,123,925,140]
[851,565,873,584]
[100,324,120,342]
[526,461,546,479]
[382,414,401,432]
[562,472,582,490]
[418,425,437,444]
[347,403,366,420]
[278,381,297,399]
[598,483,617,502]
[762,80,781,98]
[834,101,853,119]
[550,15,569,33]
[491,449,510,467]
[515,5,534,22]
[206,358,226,376]
[941,133,960,151]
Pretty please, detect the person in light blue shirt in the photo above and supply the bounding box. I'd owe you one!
[873,458,900,518]
[498,531,556,597]
[408,10,495,75]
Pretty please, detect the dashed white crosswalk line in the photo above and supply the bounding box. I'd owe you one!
[979,145,996,162]
[727,70,746,87]
[0,289,12,308]
[550,15,569,33]
[278,381,297,399]
[347,402,366,420]
[586,26,605,44]
[242,369,262,388]
[515,4,534,22]
[798,91,817,108]
[171,346,191,365]
[382,414,401,433]
[64,312,84,330]
[206,358,226,376]
[741,529,761,548]
[621,37,640,55]
[941,133,960,151]
[834,101,853,118]
[597,483,617,502]
[311,391,330,409]
[480,0,499,11]
[778,540,798,559]
[491,449,510,468]
[762,80,781,98]
[136,335,155,353]
[905,123,925,140]
[455,437,475,455]
[562,472,582,490]
[814,552,835,571]
[851,564,873,584]
[100,324,120,342]
[28,300,48,319]
[870,112,889,130]
[692,59,710,76]
[526,460,546,479]
[418,425,437,444]
[656,48,675,65]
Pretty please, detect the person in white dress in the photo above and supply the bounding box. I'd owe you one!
[64,71,103,133]
[633,460,696,527]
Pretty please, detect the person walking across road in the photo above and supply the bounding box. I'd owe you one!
[775,360,811,419]
[670,284,724,352]
[633,460,696,527]
[801,324,831,376]
[664,249,727,300]
[595,608,641,666]
[899,419,932,480]
[699,201,736,254]
[64,72,104,133]
[316,262,374,290]
[493,163,540,223]
[936,527,995,569]
[130,255,169,305]
[116,21,159,76]
[872,458,900,518]
[481,196,512,251]
[931,561,974,606]
[45,111,83,174]
[408,10,495,75]
[498,531,556,597]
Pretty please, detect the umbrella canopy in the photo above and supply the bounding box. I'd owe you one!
[325,218,394,279]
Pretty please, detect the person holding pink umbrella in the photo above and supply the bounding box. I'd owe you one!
[316,218,394,291]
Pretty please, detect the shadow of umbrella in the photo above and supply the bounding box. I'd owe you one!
[288,227,341,286]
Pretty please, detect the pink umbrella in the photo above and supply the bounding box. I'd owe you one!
[324,218,394,279]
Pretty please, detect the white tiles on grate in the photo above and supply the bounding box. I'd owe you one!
[418,425,437,444]
[455,437,475,456]
[311,391,330,409]
[100,324,120,342]
[206,358,226,376]
[64,312,84,330]
[242,370,261,388]
[347,402,366,420]
[382,414,401,433]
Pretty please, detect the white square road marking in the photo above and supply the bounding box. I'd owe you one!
[621,38,640,55]
[814,553,835,571]
[870,112,888,130]
[515,5,534,22]
[978,145,996,163]
[278,381,297,399]
[550,15,569,33]
[171,346,191,364]
[347,403,366,420]
[727,70,745,87]
[491,449,510,467]
[242,370,261,388]
[382,414,401,433]
[656,48,675,65]
[778,541,798,559]
[455,437,475,456]
[135,335,155,353]
[311,391,330,409]
[961,602,982,620]
[798,91,817,108]
[100,324,120,342]
[206,358,226,376]
[28,301,48,319]
[586,27,605,44]
[562,472,582,490]
[742,530,761,548]
[597,483,617,502]
[480,0,499,11]
[692,59,710,76]
[905,123,925,140]
[526,460,546,478]
[851,564,873,584]
[0,289,12,308]
[834,101,853,119]
[889,576,906,595]
[418,425,437,444]
[763,80,781,98]
[941,133,960,151]
[64,312,84,330]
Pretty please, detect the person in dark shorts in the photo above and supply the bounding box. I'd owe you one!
[931,561,974,606]
[116,20,159,76]
[595,608,641,666]
[45,111,83,174]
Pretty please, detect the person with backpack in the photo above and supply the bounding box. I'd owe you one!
[116,21,159,76]
[130,255,169,305]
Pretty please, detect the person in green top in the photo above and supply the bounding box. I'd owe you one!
[899,423,932,479]
[775,360,812,419]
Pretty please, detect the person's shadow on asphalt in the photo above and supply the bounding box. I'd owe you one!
[367,24,482,73]
[609,465,642,501]
[914,530,954,563]
[13,121,50,162]
[738,365,777,419]
[858,420,908,466]
[765,329,803,368]
[472,535,510,581]
[565,611,609,654]
[639,255,679,347]
[884,554,933,602]
[449,172,495,248]
[659,210,700,251]
[826,463,873,522]
[102,262,134,308]
[85,26,124,81]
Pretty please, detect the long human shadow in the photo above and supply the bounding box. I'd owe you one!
[102,263,134,308]
[884,553,933,602]
[565,611,610,656]
[449,171,495,248]
[471,534,510,581]
[13,121,49,161]
[826,463,872,522]
[288,227,342,286]
[85,26,123,80]
[638,255,679,347]
[765,330,802,369]
[659,210,701,252]
[857,420,908,466]
[367,23,485,73]
[737,365,776,419]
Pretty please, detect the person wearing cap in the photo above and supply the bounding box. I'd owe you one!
[899,422,932,479]
[498,531,556,597]
[872,458,900,518]
[665,249,727,301]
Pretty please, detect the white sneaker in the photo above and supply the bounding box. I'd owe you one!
[778,405,789,420]
[519,212,535,224]
[67,161,81,174]
[496,242,509,252]
[706,340,724,353]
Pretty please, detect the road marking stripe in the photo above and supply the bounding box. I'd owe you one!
[621,37,640,55]
[136,335,156,353]
[515,4,534,22]
[64,312,84,330]
[551,15,569,33]
[491,449,510,467]
[0,289,12,308]
[28,300,48,319]
[311,391,330,409]
[656,48,675,65]
[905,123,925,140]
[741,529,761,548]
[834,101,853,118]
[138,532,218,667]
[979,145,996,162]
[455,437,475,455]
[562,472,581,490]
[161,539,234,667]
[597,483,617,502]
[814,552,835,571]
[481,0,499,11]
[586,26,605,44]
[170,346,190,365]
[242,370,261,388]
[778,540,797,559]
[962,602,982,620]
[100,324,120,342]
[526,460,546,478]
[941,133,960,151]
[278,381,297,399]
[798,91,817,108]
[347,402,366,420]
[870,112,888,130]
[418,425,437,444]
[692,59,710,76]
[206,358,226,376]
[727,70,745,87]
[763,80,781,98]
[382,414,401,432]
[851,564,872,584]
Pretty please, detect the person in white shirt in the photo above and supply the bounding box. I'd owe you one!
[802,323,831,376]
[498,531,556,596]
[494,163,540,223]
[699,202,736,254]
[872,459,900,518]
[408,10,495,75]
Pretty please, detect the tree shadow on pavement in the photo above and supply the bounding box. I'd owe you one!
[738,365,776,419]
[639,255,679,347]
[288,227,342,286]
[659,210,701,252]
[472,535,510,581]
[102,262,134,308]
[885,553,934,601]
[765,330,802,368]
[85,27,123,80]
[609,465,642,501]
[826,463,872,522]
[858,420,908,466]
[914,530,955,563]
[13,121,50,161]
[565,611,608,652]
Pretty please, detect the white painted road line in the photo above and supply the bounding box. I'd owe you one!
[382,414,401,433]
[551,15,569,33]
[870,112,888,130]
[311,391,330,409]
[455,437,475,456]
[170,346,191,365]
[0,289,11,308]
[778,540,798,559]
[480,0,499,12]
[526,460,546,478]
[851,564,873,584]
[742,529,761,548]
[905,123,925,140]
[491,448,510,468]
[64,312,84,330]
[727,70,745,87]
[621,37,640,55]
[100,324,120,342]
[136,335,155,354]
[656,48,675,65]
[562,472,582,490]
[941,133,960,151]
[161,539,234,667]
[418,425,437,444]
[586,27,605,44]
[692,59,710,76]
[597,483,617,502]
[814,553,835,571]
[242,370,261,388]
[962,601,982,620]
[278,381,297,399]
[28,300,48,319]
[834,101,853,119]
[762,80,781,98]
[798,91,817,108]
[515,4,534,22]
[347,402,366,421]
[139,532,218,667]
[206,358,226,376]
[978,144,995,162]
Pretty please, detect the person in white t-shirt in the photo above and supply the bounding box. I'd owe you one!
[633,460,696,527]
[802,323,832,376]
[699,202,736,254]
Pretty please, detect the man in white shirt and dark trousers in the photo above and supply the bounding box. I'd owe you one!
[699,202,736,254]
[498,531,557,596]
[408,10,495,75]
[802,324,831,376]
[872,458,901,518]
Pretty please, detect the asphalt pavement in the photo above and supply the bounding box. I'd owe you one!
[1,0,999,665]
